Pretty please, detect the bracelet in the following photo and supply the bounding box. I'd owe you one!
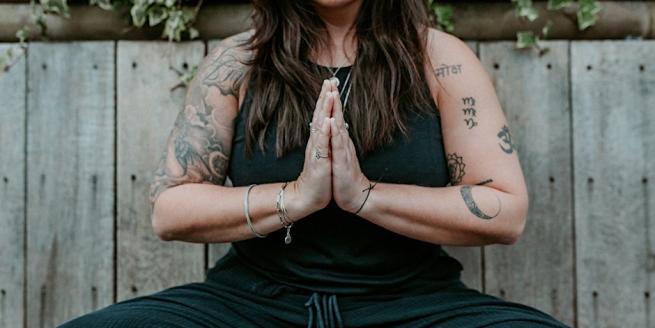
[275,181,295,244]
[244,184,267,238]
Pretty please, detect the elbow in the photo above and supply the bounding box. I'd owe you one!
[150,191,177,242]
[497,192,529,245]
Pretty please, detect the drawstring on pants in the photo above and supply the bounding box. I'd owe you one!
[303,292,344,328]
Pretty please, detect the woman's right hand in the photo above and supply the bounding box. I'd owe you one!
[291,79,336,214]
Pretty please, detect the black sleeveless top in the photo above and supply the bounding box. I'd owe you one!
[224,63,464,296]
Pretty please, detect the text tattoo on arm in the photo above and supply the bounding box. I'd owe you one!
[148,37,250,205]
[434,63,463,79]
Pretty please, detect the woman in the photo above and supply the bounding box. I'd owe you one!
[60,0,570,327]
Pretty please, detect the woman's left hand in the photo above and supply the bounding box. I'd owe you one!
[327,85,372,215]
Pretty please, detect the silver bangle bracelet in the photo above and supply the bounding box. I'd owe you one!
[244,184,267,238]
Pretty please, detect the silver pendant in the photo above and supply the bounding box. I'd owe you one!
[329,76,340,88]
[284,227,292,244]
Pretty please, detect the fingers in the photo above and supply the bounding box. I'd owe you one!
[312,80,329,126]
[330,117,346,164]
[330,90,346,132]
[315,116,332,159]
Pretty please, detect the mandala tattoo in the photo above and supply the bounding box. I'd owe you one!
[446,152,466,185]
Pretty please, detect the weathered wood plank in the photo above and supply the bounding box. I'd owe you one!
[572,40,655,328]
[206,39,235,268]
[442,41,485,292]
[117,41,206,301]
[26,42,115,327]
[0,43,26,328]
[480,41,574,326]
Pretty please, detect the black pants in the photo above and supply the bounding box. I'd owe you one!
[59,251,570,328]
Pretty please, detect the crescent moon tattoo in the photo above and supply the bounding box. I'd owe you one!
[460,185,502,220]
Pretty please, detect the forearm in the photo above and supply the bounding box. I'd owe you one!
[151,181,312,243]
[356,181,527,246]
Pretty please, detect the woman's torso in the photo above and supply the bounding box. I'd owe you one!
[214,62,464,296]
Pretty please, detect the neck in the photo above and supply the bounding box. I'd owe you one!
[312,1,363,66]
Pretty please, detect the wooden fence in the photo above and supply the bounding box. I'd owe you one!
[0,39,653,328]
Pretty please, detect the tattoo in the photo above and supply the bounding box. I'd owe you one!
[476,178,493,185]
[461,97,478,129]
[446,152,466,185]
[460,185,501,220]
[434,63,463,78]
[148,31,251,205]
[497,124,517,154]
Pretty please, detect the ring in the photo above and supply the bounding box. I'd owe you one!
[312,147,328,160]
[345,122,349,130]
[309,122,318,133]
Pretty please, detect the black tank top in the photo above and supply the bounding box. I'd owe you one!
[224,63,464,296]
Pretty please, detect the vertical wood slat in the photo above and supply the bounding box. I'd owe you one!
[479,41,574,326]
[26,42,115,327]
[116,41,206,301]
[206,39,234,268]
[572,40,655,328]
[0,43,26,328]
[441,41,485,292]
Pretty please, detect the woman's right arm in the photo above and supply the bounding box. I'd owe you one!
[148,32,317,243]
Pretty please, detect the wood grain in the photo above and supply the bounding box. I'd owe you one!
[116,41,206,301]
[26,42,115,327]
[0,42,26,328]
[572,40,655,328]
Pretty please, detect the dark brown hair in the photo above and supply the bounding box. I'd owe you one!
[241,0,438,158]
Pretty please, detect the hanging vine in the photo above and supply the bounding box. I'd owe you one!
[0,0,603,76]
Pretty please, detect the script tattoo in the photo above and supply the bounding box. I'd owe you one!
[148,32,251,206]
[497,124,517,154]
[460,184,502,220]
[461,97,478,129]
[446,152,466,185]
[434,63,463,79]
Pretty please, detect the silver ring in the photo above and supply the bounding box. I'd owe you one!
[309,122,318,133]
[312,147,328,160]
[345,122,349,130]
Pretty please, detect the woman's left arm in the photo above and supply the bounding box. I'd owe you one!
[331,29,529,247]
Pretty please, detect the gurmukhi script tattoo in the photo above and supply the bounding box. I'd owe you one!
[460,181,502,220]
[497,124,517,154]
[148,32,251,206]
[462,97,478,129]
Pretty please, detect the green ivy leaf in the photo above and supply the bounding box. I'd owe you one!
[148,5,169,26]
[547,0,573,10]
[130,3,148,27]
[512,0,538,21]
[541,19,554,37]
[577,0,602,30]
[516,30,538,48]
[433,4,455,32]
[40,0,71,18]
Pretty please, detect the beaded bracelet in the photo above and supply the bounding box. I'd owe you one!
[244,184,267,238]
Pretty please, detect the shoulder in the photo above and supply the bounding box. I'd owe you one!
[196,29,255,98]
[422,28,492,107]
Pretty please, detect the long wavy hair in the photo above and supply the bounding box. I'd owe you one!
[241,0,438,159]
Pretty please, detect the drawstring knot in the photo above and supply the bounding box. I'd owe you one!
[303,292,344,328]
